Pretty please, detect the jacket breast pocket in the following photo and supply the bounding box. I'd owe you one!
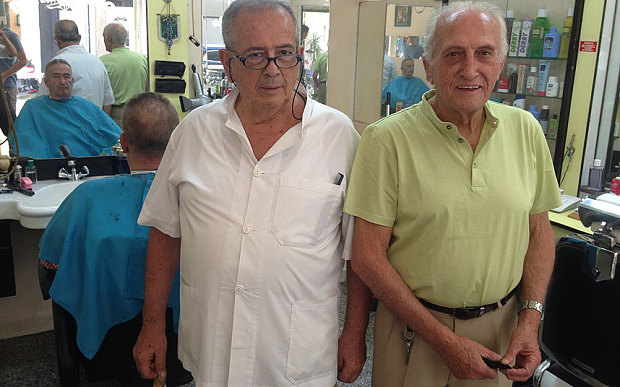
[271,175,343,248]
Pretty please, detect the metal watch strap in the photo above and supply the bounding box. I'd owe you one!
[518,300,543,315]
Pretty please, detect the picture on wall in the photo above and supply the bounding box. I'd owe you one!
[394,6,412,27]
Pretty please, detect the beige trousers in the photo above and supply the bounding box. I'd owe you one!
[372,297,517,387]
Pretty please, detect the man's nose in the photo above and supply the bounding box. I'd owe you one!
[263,58,281,75]
[460,54,478,78]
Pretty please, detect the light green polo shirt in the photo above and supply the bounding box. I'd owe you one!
[312,51,328,82]
[344,90,561,307]
[100,47,147,105]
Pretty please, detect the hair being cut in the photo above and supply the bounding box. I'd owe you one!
[221,0,299,51]
[121,92,179,156]
[423,1,507,64]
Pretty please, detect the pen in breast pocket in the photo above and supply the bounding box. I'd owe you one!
[334,173,344,185]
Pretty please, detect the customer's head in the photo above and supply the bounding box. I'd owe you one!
[401,59,415,78]
[422,1,506,116]
[103,23,128,52]
[121,92,178,159]
[43,59,74,100]
[54,20,80,46]
[219,0,302,115]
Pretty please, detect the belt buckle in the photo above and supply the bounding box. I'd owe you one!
[477,306,486,318]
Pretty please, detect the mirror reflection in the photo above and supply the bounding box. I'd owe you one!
[382,4,434,115]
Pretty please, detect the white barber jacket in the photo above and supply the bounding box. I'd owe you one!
[139,89,360,386]
[38,45,114,107]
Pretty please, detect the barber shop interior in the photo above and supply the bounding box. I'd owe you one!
[0,0,618,386]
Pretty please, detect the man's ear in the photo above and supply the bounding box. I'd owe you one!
[220,49,234,83]
[299,46,304,57]
[422,57,434,85]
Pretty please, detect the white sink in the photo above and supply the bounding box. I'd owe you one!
[11,177,105,229]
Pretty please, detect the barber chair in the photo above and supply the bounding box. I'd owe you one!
[534,194,620,387]
[38,263,193,387]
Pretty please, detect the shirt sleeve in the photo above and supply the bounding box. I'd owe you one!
[530,120,562,214]
[138,133,181,237]
[7,31,23,53]
[344,123,399,227]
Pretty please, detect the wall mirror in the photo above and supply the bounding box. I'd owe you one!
[353,0,439,125]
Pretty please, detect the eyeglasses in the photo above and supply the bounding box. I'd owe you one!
[230,51,301,70]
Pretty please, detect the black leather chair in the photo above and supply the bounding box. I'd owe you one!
[38,263,193,387]
[535,234,619,386]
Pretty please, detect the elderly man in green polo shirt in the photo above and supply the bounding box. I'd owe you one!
[100,23,148,127]
[338,1,562,386]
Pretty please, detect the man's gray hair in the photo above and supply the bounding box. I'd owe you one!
[423,1,507,64]
[121,92,179,156]
[44,58,72,78]
[103,23,128,45]
[54,19,80,43]
[222,0,299,51]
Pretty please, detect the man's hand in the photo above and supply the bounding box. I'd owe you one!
[436,334,501,380]
[501,311,542,381]
[133,323,168,380]
[337,326,367,383]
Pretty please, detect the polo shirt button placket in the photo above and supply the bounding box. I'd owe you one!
[253,168,262,177]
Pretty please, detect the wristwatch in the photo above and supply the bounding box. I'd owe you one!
[518,300,544,315]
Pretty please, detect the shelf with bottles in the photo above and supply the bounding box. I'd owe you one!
[491,92,564,101]
[505,5,574,60]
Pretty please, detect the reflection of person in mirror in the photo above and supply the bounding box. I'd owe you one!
[312,50,328,104]
[0,27,27,136]
[403,36,424,59]
[382,58,429,112]
[9,59,121,158]
[341,1,561,385]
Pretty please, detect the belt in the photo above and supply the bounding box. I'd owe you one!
[419,287,517,320]
[112,103,125,108]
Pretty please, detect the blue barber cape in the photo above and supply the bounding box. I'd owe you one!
[38,173,181,359]
[382,76,429,111]
[10,96,122,159]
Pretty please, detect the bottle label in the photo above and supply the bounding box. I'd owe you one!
[531,26,543,39]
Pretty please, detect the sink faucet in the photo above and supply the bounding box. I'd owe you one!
[58,145,89,181]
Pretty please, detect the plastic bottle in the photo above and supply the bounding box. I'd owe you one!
[546,76,559,97]
[540,105,550,134]
[25,159,37,183]
[512,95,525,109]
[529,9,549,58]
[505,10,515,46]
[542,27,561,58]
[525,66,537,95]
[548,114,559,137]
[559,8,573,59]
[529,105,540,121]
[588,159,604,191]
[13,164,22,184]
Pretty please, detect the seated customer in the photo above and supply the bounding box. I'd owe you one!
[38,92,192,386]
[382,58,429,112]
[9,58,121,159]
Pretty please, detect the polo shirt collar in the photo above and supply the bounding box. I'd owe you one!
[420,89,500,144]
